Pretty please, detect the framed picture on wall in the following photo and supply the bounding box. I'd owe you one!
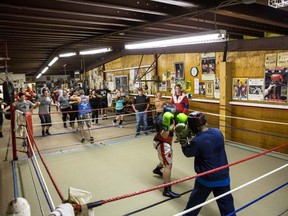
[205,80,214,97]
[175,62,184,80]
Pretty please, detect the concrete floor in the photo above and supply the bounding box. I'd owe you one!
[0,107,287,216]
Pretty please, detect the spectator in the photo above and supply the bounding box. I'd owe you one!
[132,87,150,137]
[89,90,101,125]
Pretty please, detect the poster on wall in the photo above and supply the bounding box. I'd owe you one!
[199,82,205,95]
[277,52,288,68]
[194,78,199,94]
[201,52,216,81]
[265,53,277,69]
[175,62,184,80]
[232,78,248,100]
[205,80,214,98]
[264,68,288,102]
[159,81,167,91]
[214,78,220,99]
[248,78,264,101]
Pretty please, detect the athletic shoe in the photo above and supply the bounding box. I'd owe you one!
[144,132,148,135]
[81,138,85,143]
[112,121,116,126]
[153,167,163,177]
[42,131,45,137]
[90,137,94,142]
[45,131,51,135]
[135,133,140,137]
[119,125,123,128]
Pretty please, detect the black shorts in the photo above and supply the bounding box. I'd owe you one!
[39,114,52,127]
[100,100,108,108]
[116,109,124,115]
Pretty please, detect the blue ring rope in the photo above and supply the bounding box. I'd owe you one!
[227,181,288,216]
[12,160,19,198]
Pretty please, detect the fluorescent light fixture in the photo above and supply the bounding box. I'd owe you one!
[41,66,49,74]
[151,0,196,7]
[48,57,59,66]
[125,30,227,50]
[79,48,112,55]
[36,73,42,79]
[59,52,77,57]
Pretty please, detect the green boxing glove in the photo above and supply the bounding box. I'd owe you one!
[175,123,190,139]
[162,112,174,131]
[177,113,188,124]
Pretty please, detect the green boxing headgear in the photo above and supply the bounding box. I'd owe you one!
[177,113,188,123]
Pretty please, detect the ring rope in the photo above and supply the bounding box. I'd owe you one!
[26,127,55,211]
[227,181,288,216]
[26,155,45,215]
[31,109,154,127]
[12,160,19,198]
[77,143,288,210]
[209,122,288,139]
[190,108,288,126]
[174,163,288,216]
[26,122,66,203]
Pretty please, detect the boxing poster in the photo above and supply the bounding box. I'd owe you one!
[265,53,277,69]
[201,52,216,81]
[248,78,264,101]
[205,80,214,98]
[232,78,248,100]
[175,62,184,80]
[214,78,220,99]
[277,52,288,67]
[264,68,288,102]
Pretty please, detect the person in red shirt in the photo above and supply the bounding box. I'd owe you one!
[171,84,189,143]
[171,84,189,115]
[25,86,36,102]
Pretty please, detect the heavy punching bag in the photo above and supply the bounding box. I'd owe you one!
[3,80,14,119]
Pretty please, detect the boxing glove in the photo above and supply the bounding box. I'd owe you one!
[175,123,190,139]
[176,113,188,123]
[162,112,174,131]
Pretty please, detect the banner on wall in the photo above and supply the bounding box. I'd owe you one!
[265,53,277,69]
[214,78,220,99]
[248,78,264,101]
[264,68,288,102]
[201,52,216,81]
[232,78,248,100]
[277,52,288,67]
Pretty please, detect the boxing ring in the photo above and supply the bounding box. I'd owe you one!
[4,105,288,215]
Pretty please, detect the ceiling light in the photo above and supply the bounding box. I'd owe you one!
[125,30,227,50]
[79,48,112,55]
[268,0,288,8]
[48,57,59,66]
[151,0,196,7]
[59,52,77,57]
[41,67,49,74]
[36,74,42,79]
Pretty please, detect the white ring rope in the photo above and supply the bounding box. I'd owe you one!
[31,109,155,127]
[190,108,288,126]
[174,163,288,216]
[25,127,55,210]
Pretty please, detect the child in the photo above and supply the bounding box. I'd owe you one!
[112,95,125,128]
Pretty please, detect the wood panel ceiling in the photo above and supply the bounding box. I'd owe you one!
[0,0,287,77]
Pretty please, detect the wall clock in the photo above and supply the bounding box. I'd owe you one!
[190,67,198,77]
